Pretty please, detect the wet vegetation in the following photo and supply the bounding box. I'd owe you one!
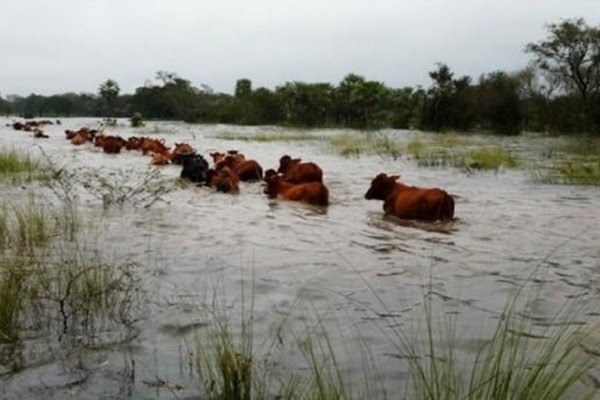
[0,149,47,182]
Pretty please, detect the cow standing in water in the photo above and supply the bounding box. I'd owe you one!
[277,155,323,184]
[365,173,454,221]
[264,170,329,206]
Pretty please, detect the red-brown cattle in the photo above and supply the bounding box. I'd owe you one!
[277,155,323,183]
[264,174,329,206]
[235,160,263,181]
[70,133,88,145]
[206,167,239,194]
[171,143,195,164]
[151,152,172,165]
[125,137,144,150]
[364,173,454,221]
[33,130,49,139]
[101,137,125,154]
[141,138,169,155]
[210,152,226,166]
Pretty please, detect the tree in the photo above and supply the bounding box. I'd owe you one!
[98,79,120,118]
[235,79,252,98]
[334,74,388,128]
[526,18,600,131]
[421,63,475,131]
[476,71,523,134]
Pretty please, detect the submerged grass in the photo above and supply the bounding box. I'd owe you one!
[0,149,46,182]
[329,132,402,159]
[0,193,144,373]
[534,159,600,186]
[213,131,321,142]
[392,278,597,400]
[406,136,522,171]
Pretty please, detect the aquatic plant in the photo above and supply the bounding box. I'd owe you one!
[406,137,521,171]
[80,167,175,208]
[0,149,46,182]
[213,131,321,142]
[130,112,144,128]
[462,147,522,170]
[391,280,597,400]
[329,132,402,159]
[534,159,600,186]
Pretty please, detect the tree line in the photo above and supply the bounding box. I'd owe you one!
[2,18,599,135]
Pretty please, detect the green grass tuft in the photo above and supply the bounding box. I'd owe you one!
[0,149,47,182]
[213,131,321,142]
[394,280,597,400]
[329,132,402,159]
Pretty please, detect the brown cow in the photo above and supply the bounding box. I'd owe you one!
[277,155,323,183]
[101,137,123,154]
[171,143,195,164]
[125,136,144,150]
[151,151,172,165]
[33,129,49,139]
[235,160,263,181]
[264,174,329,206]
[141,138,169,155]
[70,132,88,145]
[206,167,239,194]
[364,173,454,221]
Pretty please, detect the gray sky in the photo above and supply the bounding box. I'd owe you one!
[1,0,598,96]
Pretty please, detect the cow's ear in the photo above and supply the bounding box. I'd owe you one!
[390,175,401,180]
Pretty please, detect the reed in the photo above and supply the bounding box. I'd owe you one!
[213,131,321,142]
[329,132,402,158]
[392,280,597,400]
[0,149,46,182]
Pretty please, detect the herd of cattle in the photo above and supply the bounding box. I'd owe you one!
[8,121,455,221]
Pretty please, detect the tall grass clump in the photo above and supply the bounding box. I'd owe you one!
[406,136,521,171]
[213,131,320,142]
[192,278,380,400]
[463,147,522,170]
[194,285,259,400]
[394,280,597,400]
[329,132,402,158]
[0,149,46,182]
[534,160,600,186]
[0,259,25,343]
[12,200,52,254]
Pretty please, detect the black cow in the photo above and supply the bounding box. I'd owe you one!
[180,153,209,183]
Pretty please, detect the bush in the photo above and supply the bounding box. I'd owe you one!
[130,112,144,127]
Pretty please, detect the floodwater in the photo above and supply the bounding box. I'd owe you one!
[1,118,600,399]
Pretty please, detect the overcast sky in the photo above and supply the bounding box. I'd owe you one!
[1,0,598,96]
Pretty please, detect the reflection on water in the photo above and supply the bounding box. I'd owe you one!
[1,118,600,398]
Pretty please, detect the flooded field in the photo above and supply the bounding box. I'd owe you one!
[1,118,600,399]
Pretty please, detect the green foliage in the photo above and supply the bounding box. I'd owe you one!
[477,71,523,134]
[526,18,600,133]
[130,112,144,127]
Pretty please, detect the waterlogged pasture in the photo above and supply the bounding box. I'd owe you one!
[1,118,600,399]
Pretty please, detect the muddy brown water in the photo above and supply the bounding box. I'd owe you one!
[1,118,599,398]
